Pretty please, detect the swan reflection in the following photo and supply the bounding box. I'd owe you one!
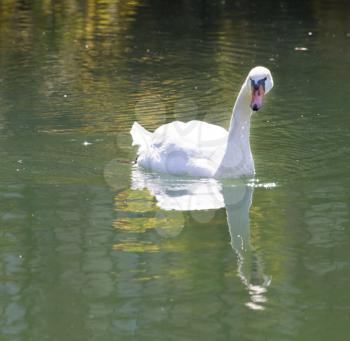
[131,166,271,310]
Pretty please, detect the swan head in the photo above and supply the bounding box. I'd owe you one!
[247,66,273,111]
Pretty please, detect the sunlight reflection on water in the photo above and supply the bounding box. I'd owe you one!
[0,0,350,339]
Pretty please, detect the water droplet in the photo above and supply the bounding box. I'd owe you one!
[294,47,308,51]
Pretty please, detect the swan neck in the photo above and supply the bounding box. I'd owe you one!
[228,84,251,135]
[215,82,254,177]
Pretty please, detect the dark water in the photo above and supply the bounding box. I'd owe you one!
[1,0,350,340]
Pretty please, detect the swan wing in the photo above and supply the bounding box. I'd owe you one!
[152,120,227,156]
[131,120,228,176]
[130,122,152,153]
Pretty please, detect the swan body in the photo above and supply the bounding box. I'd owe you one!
[131,66,273,178]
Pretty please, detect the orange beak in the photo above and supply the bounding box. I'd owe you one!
[251,84,265,111]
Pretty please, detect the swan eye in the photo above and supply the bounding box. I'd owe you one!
[250,78,259,90]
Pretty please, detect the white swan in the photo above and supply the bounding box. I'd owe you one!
[130,66,273,178]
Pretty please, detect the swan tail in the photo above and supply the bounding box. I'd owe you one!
[130,122,152,152]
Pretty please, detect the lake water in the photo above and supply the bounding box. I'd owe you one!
[1,0,350,340]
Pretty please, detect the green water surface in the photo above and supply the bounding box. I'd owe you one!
[1,1,350,340]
